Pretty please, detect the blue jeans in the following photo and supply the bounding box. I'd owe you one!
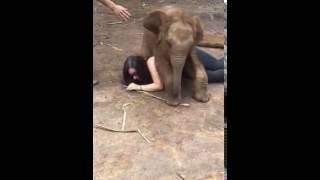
[195,48,224,83]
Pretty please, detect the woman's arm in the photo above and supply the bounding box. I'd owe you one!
[97,0,131,21]
[97,0,116,9]
[127,57,163,92]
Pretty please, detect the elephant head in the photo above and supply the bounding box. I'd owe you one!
[143,7,204,105]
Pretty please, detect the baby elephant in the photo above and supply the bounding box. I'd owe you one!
[141,6,210,106]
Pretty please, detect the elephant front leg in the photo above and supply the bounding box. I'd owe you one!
[155,56,181,106]
[165,75,182,106]
[188,49,210,103]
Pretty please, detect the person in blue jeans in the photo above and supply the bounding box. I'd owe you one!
[123,48,224,91]
[194,48,224,83]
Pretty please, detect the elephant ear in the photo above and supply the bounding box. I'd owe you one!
[192,16,204,43]
[143,11,168,34]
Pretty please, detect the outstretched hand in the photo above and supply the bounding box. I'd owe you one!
[112,5,131,21]
[126,83,141,91]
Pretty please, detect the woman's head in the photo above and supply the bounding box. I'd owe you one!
[122,56,152,85]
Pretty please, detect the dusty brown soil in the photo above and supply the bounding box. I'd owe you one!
[93,0,224,179]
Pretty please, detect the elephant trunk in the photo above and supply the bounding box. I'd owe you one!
[170,52,188,98]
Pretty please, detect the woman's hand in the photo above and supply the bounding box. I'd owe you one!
[126,83,141,91]
[112,4,131,21]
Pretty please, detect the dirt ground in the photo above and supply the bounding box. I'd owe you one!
[93,0,224,179]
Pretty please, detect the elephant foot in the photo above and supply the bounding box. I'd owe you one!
[193,92,210,103]
[166,100,180,106]
[166,94,181,106]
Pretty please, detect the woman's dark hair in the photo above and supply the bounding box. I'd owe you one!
[122,56,153,85]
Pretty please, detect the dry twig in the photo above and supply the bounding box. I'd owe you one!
[138,91,190,107]
[176,172,185,180]
[121,103,132,130]
[106,21,122,25]
[123,85,190,107]
[106,43,123,51]
[137,129,151,143]
[94,124,151,143]
[94,124,137,133]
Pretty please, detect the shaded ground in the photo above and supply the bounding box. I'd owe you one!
[93,0,224,179]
